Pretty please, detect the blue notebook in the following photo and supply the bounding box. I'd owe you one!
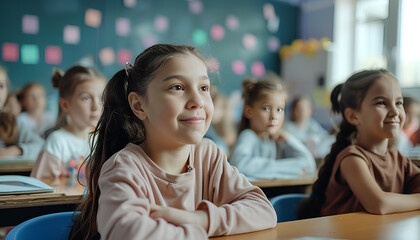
[0,175,54,195]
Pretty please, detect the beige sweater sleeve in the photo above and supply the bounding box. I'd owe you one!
[30,150,62,179]
[196,143,277,236]
[97,152,207,240]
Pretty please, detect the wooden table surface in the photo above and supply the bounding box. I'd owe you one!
[0,158,34,174]
[0,176,84,226]
[250,177,316,188]
[212,210,420,240]
[412,158,420,168]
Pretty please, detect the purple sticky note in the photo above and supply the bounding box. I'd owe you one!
[22,15,39,34]
[116,18,130,36]
[124,0,136,8]
[2,43,19,62]
[210,25,225,41]
[45,46,62,64]
[232,60,246,75]
[63,25,80,44]
[251,61,266,78]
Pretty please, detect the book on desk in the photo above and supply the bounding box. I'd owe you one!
[0,175,54,195]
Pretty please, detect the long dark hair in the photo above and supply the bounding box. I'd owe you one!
[298,69,395,219]
[237,77,286,134]
[69,44,207,240]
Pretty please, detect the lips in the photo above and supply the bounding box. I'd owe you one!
[180,117,205,124]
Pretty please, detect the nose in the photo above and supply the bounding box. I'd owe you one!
[388,104,399,117]
[91,97,99,111]
[269,110,278,120]
[186,89,204,109]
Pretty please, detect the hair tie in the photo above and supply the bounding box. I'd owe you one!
[125,62,134,77]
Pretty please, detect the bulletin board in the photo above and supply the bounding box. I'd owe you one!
[0,0,299,102]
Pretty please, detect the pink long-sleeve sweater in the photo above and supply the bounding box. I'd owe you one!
[97,139,277,239]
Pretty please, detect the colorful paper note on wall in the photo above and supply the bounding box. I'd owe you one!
[22,15,39,34]
[117,49,132,65]
[116,18,130,36]
[226,15,239,31]
[124,0,136,8]
[99,47,115,66]
[243,34,257,50]
[251,61,265,78]
[210,25,225,41]
[192,29,207,46]
[207,57,220,73]
[2,43,19,62]
[45,46,62,64]
[85,9,102,28]
[21,44,39,64]
[232,60,246,75]
[189,0,203,14]
[154,15,169,33]
[63,25,80,44]
[267,36,280,52]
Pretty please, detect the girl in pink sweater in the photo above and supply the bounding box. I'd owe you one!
[70,44,276,240]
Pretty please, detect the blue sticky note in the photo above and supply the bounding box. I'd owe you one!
[21,44,39,64]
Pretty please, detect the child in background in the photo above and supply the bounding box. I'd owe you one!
[30,66,106,179]
[283,96,334,158]
[402,96,420,145]
[17,83,56,138]
[204,87,237,155]
[69,44,276,240]
[0,66,44,159]
[299,69,420,219]
[229,78,316,180]
[3,91,22,117]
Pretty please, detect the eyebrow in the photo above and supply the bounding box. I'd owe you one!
[161,74,210,82]
[372,96,403,101]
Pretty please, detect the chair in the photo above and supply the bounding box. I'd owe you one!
[6,212,79,240]
[269,193,308,223]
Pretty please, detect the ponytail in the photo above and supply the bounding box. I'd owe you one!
[0,112,17,145]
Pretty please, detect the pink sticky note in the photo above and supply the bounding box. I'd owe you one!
[124,0,136,8]
[2,43,19,62]
[116,18,131,36]
[45,46,62,64]
[99,47,115,66]
[210,25,225,41]
[63,25,80,44]
[232,60,246,75]
[207,57,220,73]
[117,49,132,65]
[154,15,169,33]
[85,9,102,28]
[22,15,39,34]
[251,61,266,78]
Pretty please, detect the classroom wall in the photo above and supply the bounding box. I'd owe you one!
[0,0,299,104]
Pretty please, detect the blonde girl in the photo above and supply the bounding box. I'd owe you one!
[0,66,44,159]
[229,78,316,180]
[69,44,276,240]
[299,69,420,218]
[30,66,106,179]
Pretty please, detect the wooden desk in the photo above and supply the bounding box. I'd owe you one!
[0,158,34,176]
[250,177,316,198]
[412,158,420,168]
[212,210,420,240]
[0,177,84,227]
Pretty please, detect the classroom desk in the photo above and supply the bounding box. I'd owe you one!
[212,210,420,240]
[412,158,420,168]
[250,177,316,198]
[0,158,34,176]
[0,176,84,227]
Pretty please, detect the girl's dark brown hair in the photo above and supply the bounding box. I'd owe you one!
[237,77,286,134]
[0,66,18,145]
[298,69,395,219]
[52,66,105,130]
[69,44,207,240]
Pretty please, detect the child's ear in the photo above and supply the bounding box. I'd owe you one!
[344,108,360,126]
[59,98,69,113]
[244,105,252,119]
[128,92,147,120]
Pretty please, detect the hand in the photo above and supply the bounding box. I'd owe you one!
[150,205,209,232]
[0,145,23,157]
[270,129,289,142]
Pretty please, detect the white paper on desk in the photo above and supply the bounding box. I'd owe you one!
[0,175,54,195]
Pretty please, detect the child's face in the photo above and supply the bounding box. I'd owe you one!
[292,98,312,124]
[245,91,286,138]
[404,103,420,127]
[61,78,105,130]
[0,71,7,110]
[22,85,46,114]
[139,54,213,147]
[354,76,405,142]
